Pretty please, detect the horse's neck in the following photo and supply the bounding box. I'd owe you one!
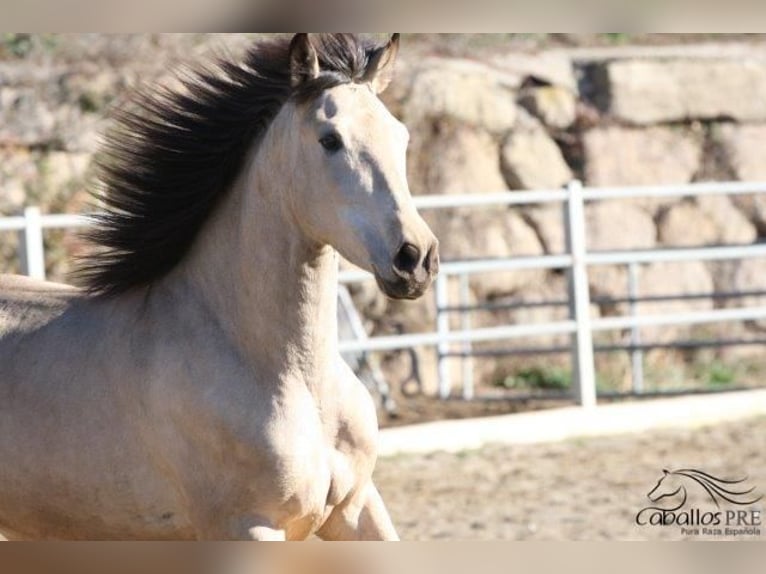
[172,160,339,387]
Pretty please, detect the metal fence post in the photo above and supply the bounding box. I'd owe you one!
[18,206,46,280]
[628,261,645,394]
[564,181,597,407]
[459,273,474,400]
[436,273,452,399]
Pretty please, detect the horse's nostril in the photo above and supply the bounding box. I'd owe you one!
[424,244,439,274]
[393,243,421,274]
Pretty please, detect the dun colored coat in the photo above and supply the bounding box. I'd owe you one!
[0,33,439,540]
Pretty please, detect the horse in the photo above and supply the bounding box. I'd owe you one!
[0,33,439,540]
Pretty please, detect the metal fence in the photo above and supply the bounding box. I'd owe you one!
[3,180,766,408]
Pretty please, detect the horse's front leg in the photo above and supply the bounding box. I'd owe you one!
[317,481,399,541]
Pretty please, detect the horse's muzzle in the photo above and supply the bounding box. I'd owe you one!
[376,240,439,300]
[376,274,434,300]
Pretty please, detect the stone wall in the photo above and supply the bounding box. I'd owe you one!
[2,35,765,395]
[372,43,766,394]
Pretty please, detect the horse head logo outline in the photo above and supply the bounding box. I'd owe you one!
[647,468,762,510]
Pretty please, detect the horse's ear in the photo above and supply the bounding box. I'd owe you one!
[289,33,319,88]
[363,33,400,94]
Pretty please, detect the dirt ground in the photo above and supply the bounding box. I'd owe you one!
[374,415,766,540]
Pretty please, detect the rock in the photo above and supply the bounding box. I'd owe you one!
[639,261,714,310]
[658,195,756,306]
[40,152,91,193]
[658,202,716,247]
[0,87,57,147]
[56,105,104,153]
[695,193,756,247]
[436,210,545,299]
[584,126,702,187]
[409,122,506,197]
[500,123,572,190]
[606,59,766,124]
[0,178,26,213]
[16,151,93,210]
[62,71,119,114]
[586,201,656,252]
[475,272,573,336]
[403,58,517,135]
[0,69,109,152]
[658,196,757,247]
[588,265,628,313]
[0,149,37,212]
[522,205,567,254]
[719,123,766,181]
[717,124,766,235]
[490,51,577,93]
[584,201,657,310]
[583,126,703,214]
[635,261,714,342]
[731,194,766,238]
[730,258,766,331]
[0,62,65,85]
[518,85,577,130]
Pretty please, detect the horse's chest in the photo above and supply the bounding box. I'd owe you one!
[275,445,359,539]
[188,377,377,538]
[269,428,362,531]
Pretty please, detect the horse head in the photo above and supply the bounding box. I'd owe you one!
[275,33,439,300]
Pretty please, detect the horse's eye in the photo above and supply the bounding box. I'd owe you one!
[319,133,343,153]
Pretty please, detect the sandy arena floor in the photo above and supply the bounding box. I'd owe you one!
[374,415,766,540]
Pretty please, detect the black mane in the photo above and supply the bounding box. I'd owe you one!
[76,34,380,296]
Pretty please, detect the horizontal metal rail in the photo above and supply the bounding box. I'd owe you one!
[412,189,568,209]
[580,180,766,201]
[338,320,578,353]
[443,336,766,358]
[0,213,90,231]
[4,179,766,407]
[440,289,766,314]
[586,243,766,266]
[338,306,766,354]
[591,305,766,332]
[409,181,766,210]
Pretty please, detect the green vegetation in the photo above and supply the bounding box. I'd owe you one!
[490,352,764,396]
[636,354,763,392]
[604,33,632,45]
[1,33,34,58]
[497,366,572,391]
[0,34,58,59]
[700,360,736,388]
